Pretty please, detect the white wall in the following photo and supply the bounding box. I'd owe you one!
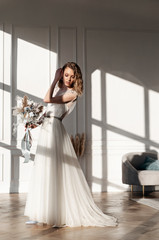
[1,0,159,192]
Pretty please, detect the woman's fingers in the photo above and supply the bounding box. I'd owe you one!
[25,123,37,129]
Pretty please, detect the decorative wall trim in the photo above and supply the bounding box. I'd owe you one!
[57,26,78,135]
[0,154,4,182]
[57,26,77,66]
[0,23,4,141]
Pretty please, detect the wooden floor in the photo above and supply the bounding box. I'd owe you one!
[1,192,159,240]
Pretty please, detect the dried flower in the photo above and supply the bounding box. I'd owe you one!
[22,95,28,111]
[79,133,86,157]
[12,95,46,133]
[12,95,47,163]
[70,133,86,158]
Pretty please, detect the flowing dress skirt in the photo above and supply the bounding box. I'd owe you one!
[24,117,117,227]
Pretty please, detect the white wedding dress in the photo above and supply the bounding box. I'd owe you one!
[24,87,117,227]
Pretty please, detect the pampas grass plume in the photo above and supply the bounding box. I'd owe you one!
[22,95,28,110]
[75,134,80,157]
[70,133,86,158]
[79,133,86,157]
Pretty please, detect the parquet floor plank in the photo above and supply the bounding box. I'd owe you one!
[0,192,159,240]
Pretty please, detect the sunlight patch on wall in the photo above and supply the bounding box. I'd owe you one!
[4,32,11,85]
[0,153,4,182]
[4,32,11,141]
[17,38,57,98]
[0,87,3,140]
[106,74,145,137]
[91,124,102,180]
[0,30,12,85]
[0,30,11,141]
[0,29,3,140]
[0,147,11,193]
[3,91,11,141]
[149,90,159,144]
[0,30,3,84]
[92,183,101,192]
[106,130,145,191]
[91,70,101,121]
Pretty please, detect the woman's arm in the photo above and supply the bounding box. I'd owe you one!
[43,68,63,103]
[44,92,77,104]
[43,68,77,104]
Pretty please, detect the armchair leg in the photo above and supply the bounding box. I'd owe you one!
[131,185,133,192]
[142,185,145,196]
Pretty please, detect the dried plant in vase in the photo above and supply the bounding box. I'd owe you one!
[70,133,86,158]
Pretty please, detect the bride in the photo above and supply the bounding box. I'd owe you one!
[24,62,117,227]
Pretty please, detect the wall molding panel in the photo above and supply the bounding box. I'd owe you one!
[0,24,84,193]
[1,22,159,193]
[58,27,78,135]
[0,23,12,193]
[84,28,159,192]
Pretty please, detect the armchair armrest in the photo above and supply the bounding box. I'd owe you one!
[122,159,140,185]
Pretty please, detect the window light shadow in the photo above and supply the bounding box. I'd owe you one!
[89,69,159,193]
[0,28,58,192]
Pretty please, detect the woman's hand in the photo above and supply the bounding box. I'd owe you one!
[54,68,63,83]
[30,124,38,129]
[25,123,37,129]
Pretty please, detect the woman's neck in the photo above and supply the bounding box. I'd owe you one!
[61,83,73,91]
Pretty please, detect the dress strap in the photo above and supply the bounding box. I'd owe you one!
[54,116,62,121]
[46,115,62,121]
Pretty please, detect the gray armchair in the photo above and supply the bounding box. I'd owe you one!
[122,152,159,195]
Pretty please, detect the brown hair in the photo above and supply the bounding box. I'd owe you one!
[58,62,83,96]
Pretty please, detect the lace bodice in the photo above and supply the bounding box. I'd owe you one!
[45,85,77,120]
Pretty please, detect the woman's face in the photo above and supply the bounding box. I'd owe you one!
[63,67,75,88]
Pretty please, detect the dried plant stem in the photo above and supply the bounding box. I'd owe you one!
[22,95,28,110]
[79,133,86,157]
[22,95,28,118]
[70,135,75,150]
[70,133,86,158]
[75,134,80,157]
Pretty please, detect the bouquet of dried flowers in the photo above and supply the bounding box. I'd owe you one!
[12,95,46,163]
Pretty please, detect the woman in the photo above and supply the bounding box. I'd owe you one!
[24,62,117,227]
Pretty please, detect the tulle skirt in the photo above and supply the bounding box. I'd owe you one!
[24,116,117,227]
